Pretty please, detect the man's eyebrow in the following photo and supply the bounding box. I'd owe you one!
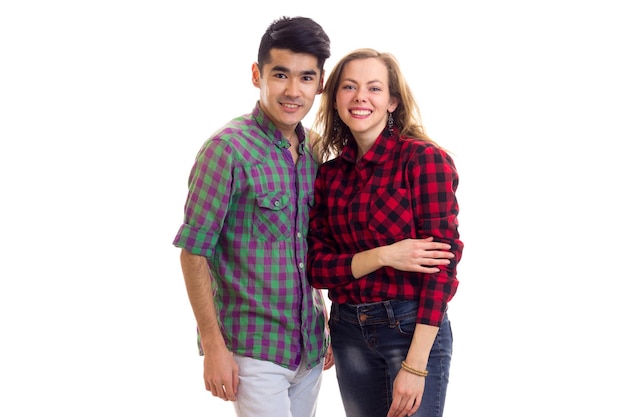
[270,65,319,76]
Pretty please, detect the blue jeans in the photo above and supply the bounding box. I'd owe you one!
[329,300,452,417]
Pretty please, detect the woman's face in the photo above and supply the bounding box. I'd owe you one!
[335,57,398,144]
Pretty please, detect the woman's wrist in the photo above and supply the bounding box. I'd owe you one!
[401,360,428,377]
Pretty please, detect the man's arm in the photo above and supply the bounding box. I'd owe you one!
[180,249,239,401]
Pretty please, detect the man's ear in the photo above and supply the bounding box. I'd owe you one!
[317,71,325,94]
[252,62,261,87]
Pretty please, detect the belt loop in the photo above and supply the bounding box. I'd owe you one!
[383,301,395,327]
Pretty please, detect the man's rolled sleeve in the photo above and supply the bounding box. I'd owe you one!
[173,223,216,258]
[172,138,234,258]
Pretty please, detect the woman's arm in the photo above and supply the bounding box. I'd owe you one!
[351,237,454,279]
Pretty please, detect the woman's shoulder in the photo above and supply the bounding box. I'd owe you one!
[399,136,456,166]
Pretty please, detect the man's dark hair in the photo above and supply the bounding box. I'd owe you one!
[258,16,331,73]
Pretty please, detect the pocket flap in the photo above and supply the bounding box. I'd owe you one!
[256,192,289,210]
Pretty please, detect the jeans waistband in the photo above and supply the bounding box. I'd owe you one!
[331,299,418,326]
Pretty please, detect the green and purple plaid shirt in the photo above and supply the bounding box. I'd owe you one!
[173,102,328,370]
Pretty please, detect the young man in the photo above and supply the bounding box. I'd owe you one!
[172,16,332,417]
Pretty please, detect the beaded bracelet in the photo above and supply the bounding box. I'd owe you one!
[401,361,429,377]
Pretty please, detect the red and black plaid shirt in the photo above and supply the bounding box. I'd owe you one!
[307,128,463,326]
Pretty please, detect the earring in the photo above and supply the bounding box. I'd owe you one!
[387,112,394,135]
[333,112,340,133]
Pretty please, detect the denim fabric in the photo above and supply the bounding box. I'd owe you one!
[329,300,452,417]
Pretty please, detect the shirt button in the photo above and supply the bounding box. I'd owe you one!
[298,262,304,269]
[297,232,302,238]
[274,201,280,207]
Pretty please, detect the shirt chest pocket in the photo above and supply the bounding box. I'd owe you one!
[368,187,415,238]
[253,191,291,241]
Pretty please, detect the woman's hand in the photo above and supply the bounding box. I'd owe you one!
[387,368,425,417]
[382,237,454,273]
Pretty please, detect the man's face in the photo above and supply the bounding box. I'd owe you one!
[252,48,323,133]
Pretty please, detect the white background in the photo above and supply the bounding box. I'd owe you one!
[1,1,625,416]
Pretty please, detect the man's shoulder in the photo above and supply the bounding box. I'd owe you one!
[207,114,272,163]
[212,113,260,141]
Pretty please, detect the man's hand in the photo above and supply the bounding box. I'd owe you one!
[323,344,335,370]
[203,346,239,402]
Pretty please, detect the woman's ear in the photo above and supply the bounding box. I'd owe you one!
[388,96,399,113]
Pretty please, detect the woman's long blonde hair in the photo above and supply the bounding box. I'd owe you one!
[311,48,438,162]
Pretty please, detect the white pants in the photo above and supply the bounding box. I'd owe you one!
[232,355,324,417]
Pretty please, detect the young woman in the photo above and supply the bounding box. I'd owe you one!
[308,48,463,417]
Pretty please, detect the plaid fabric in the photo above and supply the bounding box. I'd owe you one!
[174,103,327,370]
[307,127,463,327]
